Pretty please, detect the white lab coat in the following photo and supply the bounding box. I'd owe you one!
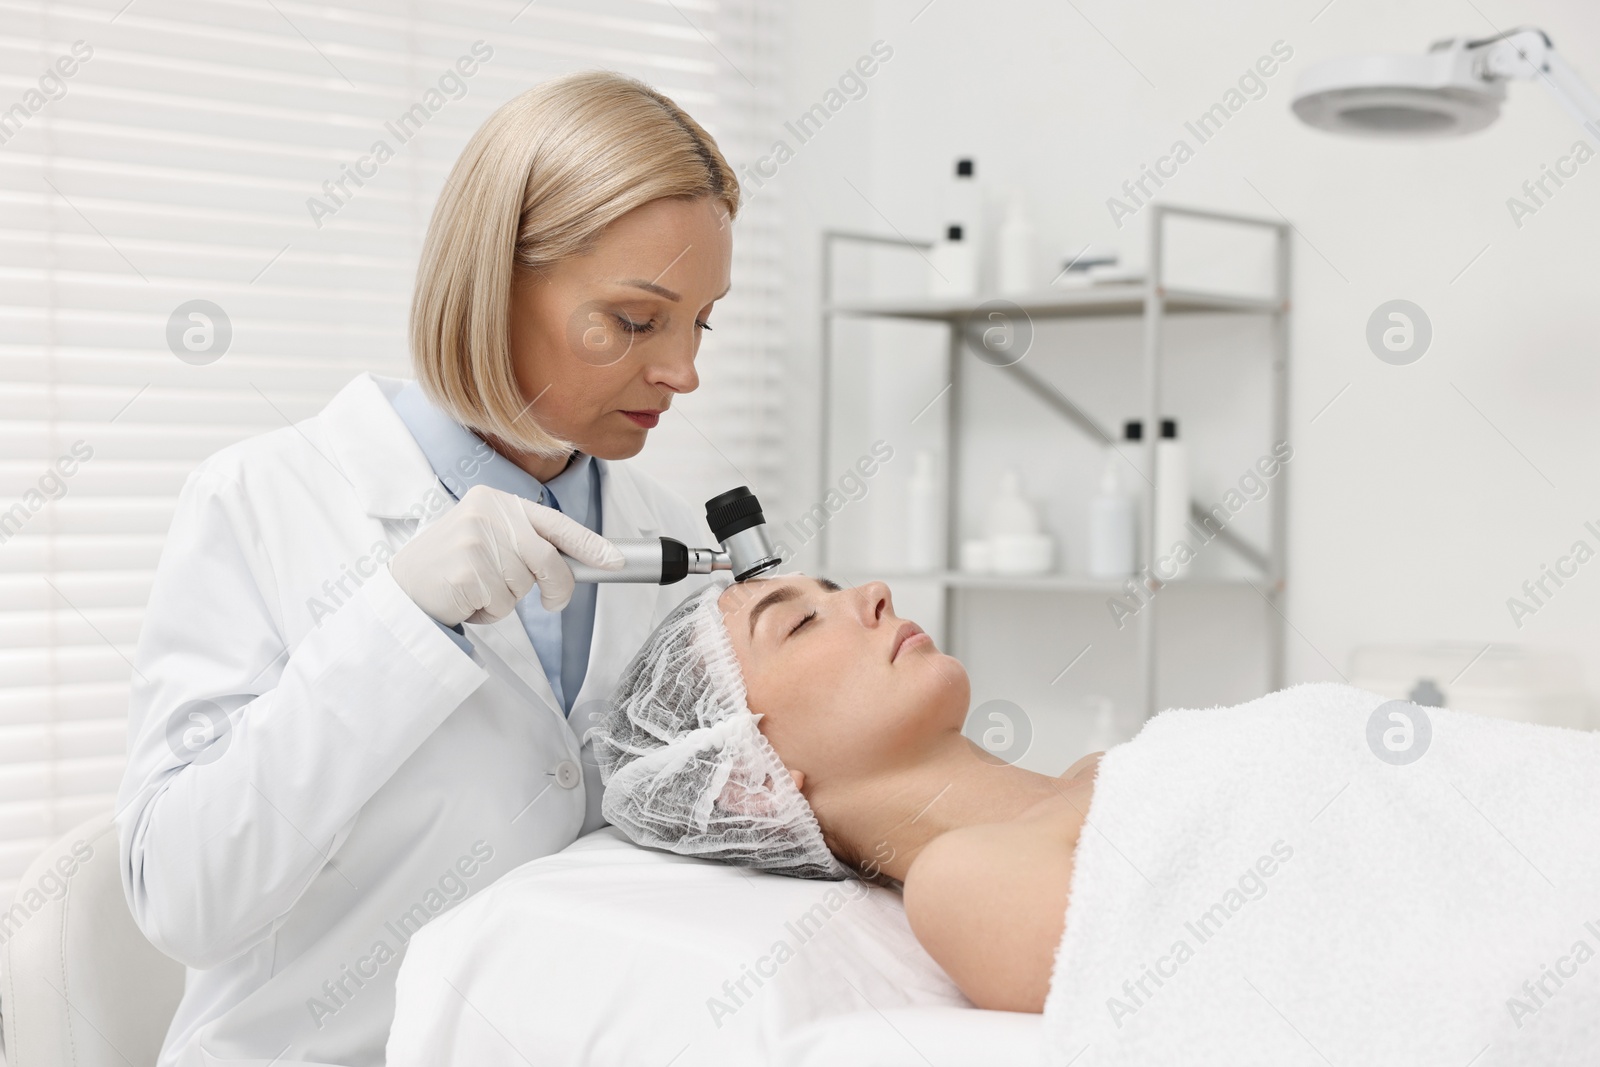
[114,372,716,1067]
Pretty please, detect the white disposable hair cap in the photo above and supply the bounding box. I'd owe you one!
[586,581,852,881]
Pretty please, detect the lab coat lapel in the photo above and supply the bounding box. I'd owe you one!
[319,372,449,519]
[467,461,660,726]
[469,613,565,721]
[575,461,660,714]
[320,373,656,723]
[320,373,566,720]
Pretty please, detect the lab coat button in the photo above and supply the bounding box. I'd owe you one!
[555,760,581,789]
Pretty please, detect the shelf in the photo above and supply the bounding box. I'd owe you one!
[817,205,1292,716]
[825,283,1284,323]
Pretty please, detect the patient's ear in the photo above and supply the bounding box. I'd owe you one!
[787,768,806,793]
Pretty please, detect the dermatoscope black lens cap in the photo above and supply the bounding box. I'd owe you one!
[705,486,765,541]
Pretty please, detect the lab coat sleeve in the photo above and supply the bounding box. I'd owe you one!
[434,618,476,655]
[116,466,489,969]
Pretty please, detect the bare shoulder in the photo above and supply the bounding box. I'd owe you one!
[901,807,1083,1013]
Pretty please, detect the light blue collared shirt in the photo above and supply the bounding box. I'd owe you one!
[389,380,601,716]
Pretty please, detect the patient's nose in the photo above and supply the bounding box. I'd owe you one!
[849,581,891,627]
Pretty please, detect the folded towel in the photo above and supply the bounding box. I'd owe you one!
[1044,682,1600,1066]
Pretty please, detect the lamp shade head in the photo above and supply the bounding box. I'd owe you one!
[1292,47,1506,137]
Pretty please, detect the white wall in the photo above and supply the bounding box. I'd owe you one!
[773,0,1600,769]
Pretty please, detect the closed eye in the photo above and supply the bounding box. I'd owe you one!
[614,314,656,335]
[788,609,816,637]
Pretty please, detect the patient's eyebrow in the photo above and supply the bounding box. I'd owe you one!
[621,279,681,302]
[747,576,843,638]
[748,585,800,638]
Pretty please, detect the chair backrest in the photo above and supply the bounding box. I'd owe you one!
[1,812,185,1067]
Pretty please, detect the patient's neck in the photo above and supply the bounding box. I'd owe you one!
[812,729,1075,885]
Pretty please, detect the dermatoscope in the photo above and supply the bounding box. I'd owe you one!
[561,486,783,585]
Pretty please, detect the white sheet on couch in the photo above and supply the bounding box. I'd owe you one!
[775,1006,1043,1067]
[386,827,1035,1066]
[1045,682,1600,1065]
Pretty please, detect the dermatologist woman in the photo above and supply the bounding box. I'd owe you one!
[114,71,737,1067]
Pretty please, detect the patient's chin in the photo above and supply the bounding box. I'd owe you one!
[918,647,967,686]
[901,658,970,732]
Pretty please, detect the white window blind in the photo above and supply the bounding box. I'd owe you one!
[0,0,786,902]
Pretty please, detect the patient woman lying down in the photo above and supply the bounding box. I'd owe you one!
[587,574,1097,1014]
[591,576,1600,1062]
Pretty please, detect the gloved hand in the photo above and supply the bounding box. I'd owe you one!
[390,484,624,625]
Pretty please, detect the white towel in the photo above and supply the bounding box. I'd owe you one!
[1044,682,1600,1066]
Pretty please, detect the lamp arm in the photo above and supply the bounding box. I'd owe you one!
[1537,50,1600,134]
[1476,29,1600,134]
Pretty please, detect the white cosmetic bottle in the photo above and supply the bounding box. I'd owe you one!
[906,450,942,573]
[929,224,978,298]
[951,157,981,265]
[1152,417,1190,579]
[996,192,1036,295]
[985,468,1053,575]
[1086,440,1138,579]
[927,157,984,296]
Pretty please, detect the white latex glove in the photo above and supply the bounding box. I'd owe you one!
[390,484,624,625]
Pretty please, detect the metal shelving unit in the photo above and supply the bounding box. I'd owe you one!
[816,204,1292,719]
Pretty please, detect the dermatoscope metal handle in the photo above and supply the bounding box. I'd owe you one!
[559,486,783,586]
[565,537,726,585]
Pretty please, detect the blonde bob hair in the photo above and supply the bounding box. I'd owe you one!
[410,70,741,458]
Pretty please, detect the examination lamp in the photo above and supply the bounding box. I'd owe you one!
[1292,28,1600,138]
[562,485,783,585]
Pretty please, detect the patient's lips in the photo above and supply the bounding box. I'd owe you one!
[891,621,931,662]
